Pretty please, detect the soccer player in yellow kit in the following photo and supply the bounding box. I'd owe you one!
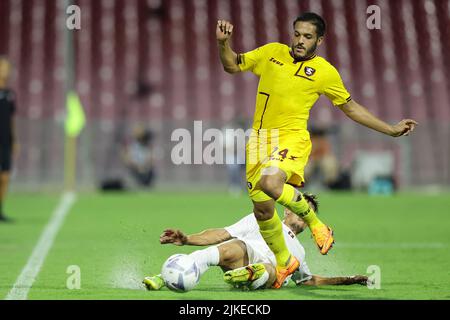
[216,12,417,288]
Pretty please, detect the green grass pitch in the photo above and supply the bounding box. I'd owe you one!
[1,191,449,300]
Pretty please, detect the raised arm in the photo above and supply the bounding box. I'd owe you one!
[216,19,240,74]
[299,275,369,286]
[160,228,232,246]
[338,99,418,137]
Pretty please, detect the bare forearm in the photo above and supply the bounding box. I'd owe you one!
[340,100,394,136]
[315,276,361,286]
[217,40,239,74]
[186,229,231,246]
[300,275,368,286]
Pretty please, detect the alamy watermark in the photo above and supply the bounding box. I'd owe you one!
[171,121,282,166]
[66,265,81,289]
[66,5,81,30]
[367,265,381,289]
[367,5,381,30]
[64,4,381,32]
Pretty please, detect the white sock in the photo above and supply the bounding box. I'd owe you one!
[188,246,220,276]
[250,270,269,290]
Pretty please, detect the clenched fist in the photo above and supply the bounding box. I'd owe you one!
[216,19,234,43]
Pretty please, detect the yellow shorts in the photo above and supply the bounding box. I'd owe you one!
[246,129,312,202]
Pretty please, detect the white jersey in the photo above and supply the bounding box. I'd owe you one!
[224,214,312,285]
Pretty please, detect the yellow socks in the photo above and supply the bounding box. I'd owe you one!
[276,184,323,229]
[257,210,291,267]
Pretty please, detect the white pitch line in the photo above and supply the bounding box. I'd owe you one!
[5,192,77,300]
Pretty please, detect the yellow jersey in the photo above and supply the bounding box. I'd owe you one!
[237,42,351,130]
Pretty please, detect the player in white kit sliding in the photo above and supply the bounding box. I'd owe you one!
[144,194,368,290]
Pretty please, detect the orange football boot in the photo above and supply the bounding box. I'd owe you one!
[312,225,335,255]
[272,255,300,289]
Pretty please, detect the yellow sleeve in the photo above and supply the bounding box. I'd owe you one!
[237,43,272,75]
[322,66,352,106]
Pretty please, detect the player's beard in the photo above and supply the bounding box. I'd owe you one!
[292,41,318,61]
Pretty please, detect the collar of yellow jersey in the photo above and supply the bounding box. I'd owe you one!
[289,48,317,64]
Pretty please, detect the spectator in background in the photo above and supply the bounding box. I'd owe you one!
[304,126,339,189]
[0,56,17,222]
[121,125,155,188]
[223,118,247,196]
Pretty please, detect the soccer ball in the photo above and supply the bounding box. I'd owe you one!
[161,254,200,292]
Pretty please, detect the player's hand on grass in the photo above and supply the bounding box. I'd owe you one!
[390,119,418,137]
[160,229,187,246]
[216,19,233,43]
[350,275,369,286]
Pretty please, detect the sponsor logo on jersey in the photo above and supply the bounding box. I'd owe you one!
[269,57,284,66]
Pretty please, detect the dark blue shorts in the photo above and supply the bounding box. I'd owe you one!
[0,146,12,172]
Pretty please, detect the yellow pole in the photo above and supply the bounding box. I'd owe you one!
[64,135,77,192]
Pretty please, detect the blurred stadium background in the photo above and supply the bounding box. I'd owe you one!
[1,0,450,301]
[0,0,449,192]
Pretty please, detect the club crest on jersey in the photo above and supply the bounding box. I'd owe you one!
[304,66,316,76]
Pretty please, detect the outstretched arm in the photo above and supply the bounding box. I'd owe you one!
[299,275,369,286]
[338,100,418,137]
[216,19,240,74]
[160,228,232,246]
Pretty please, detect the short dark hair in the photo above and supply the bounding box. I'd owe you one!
[293,12,326,38]
[303,192,319,213]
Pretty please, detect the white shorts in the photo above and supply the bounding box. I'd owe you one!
[242,239,277,267]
